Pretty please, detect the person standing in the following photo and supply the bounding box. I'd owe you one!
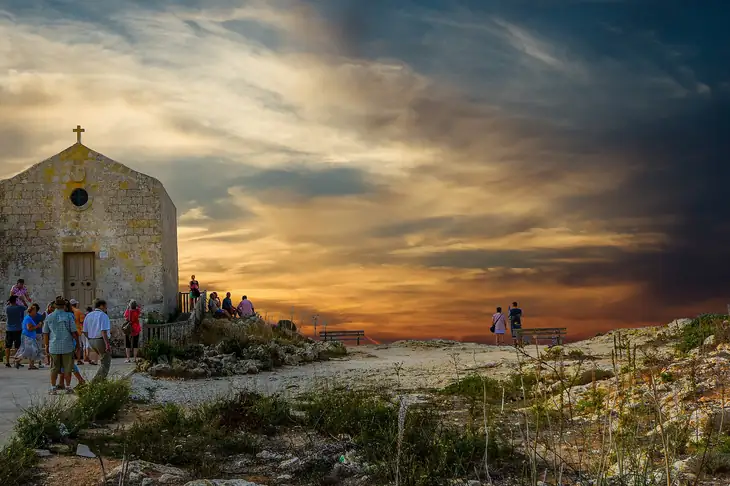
[30,303,47,369]
[83,299,112,383]
[43,297,78,394]
[189,275,201,309]
[69,299,85,365]
[508,301,525,345]
[123,300,142,363]
[10,279,31,306]
[14,304,44,369]
[5,295,27,368]
[492,306,507,346]
[236,295,255,318]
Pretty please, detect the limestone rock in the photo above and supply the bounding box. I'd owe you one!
[105,460,188,486]
[184,481,263,486]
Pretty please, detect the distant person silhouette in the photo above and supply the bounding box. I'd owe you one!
[508,301,525,345]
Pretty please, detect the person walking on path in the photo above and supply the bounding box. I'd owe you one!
[83,299,112,383]
[9,279,31,306]
[123,300,142,363]
[5,295,27,368]
[69,299,86,365]
[14,304,44,369]
[43,297,78,394]
[492,306,507,346]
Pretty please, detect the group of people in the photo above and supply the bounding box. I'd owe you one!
[490,301,524,345]
[189,275,255,321]
[4,278,141,394]
[208,291,255,320]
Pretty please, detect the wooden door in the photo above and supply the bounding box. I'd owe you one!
[63,253,96,309]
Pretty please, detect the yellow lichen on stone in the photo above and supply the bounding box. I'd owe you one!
[120,181,129,190]
[135,274,144,283]
[35,221,45,230]
[59,144,91,162]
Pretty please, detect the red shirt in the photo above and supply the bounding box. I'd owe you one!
[124,308,142,336]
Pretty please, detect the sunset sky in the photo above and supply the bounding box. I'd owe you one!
[1,0,729,342]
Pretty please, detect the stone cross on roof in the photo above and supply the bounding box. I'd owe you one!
[73,125,85,144]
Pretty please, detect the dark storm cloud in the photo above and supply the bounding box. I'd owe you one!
[552,98,730,307]
[372,215,544,240]
[233,165,383,201]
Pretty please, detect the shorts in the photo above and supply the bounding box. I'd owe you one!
[4,331,21,349]
[190,290,200,299]
[214,309,225,316]
[51,353,74,374]
[80,334,90,350]
[60,364,80,374]
[125,334,140,349]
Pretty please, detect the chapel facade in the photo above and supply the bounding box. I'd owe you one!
[0,127,178,318]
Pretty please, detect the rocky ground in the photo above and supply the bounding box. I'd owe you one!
[17,315,730,486]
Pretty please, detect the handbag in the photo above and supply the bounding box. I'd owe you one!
[122,320,132,336]
[490,315,497,333]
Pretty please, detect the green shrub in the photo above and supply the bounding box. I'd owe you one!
[119,399,259,478]
[441,375,508,403]
[195,391,294,434]
[300,388,511,485]
[13,398,83,448]
[576,388,607,414]
[676,314,730,353]
[0,439,38,486]
[75,378,130,421]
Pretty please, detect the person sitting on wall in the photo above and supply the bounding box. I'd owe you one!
[236,295,255,318]
[208,292,231,320]
[222,292,238,318]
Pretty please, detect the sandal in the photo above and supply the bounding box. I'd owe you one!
[88,361,98,365]
[28,366,39,370]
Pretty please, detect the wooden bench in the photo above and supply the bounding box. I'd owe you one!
[320,330,366,345]
[514,328,567,346]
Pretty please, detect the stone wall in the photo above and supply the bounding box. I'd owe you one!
[0,143,178,319]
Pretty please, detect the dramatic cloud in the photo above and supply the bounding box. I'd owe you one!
[1,0,728,341]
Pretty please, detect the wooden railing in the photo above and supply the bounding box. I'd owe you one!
[177,291,207,314]
[143,291,208,345]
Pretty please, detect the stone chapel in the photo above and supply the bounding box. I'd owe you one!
[0,126,178,319]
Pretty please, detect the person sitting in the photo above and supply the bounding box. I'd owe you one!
[208,292,231,320]
[222,292,237,318]
[236,295,255,318]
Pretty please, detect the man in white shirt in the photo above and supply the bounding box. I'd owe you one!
[83,299,112,382]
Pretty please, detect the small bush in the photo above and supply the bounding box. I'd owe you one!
[118,396,261,478]
[13,399,83,448]
[75,378,130,421]
[301,388,511,485]
[576,388,607,414]
[0,439,38,486]
[676,314,730,353]
[441,375,510,403]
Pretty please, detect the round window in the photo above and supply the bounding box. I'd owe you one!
[70,188,89,207]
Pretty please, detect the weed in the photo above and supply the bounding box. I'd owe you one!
[13,398,83,448]
[0,439,39,486]
[300,387,511,485]
[675,314,730,353]
[75,378,130,422]
[575,388,607,415]
[110,393,276,478]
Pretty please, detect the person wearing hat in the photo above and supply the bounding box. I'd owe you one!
[69,299,86,365]
[42,297,79,394]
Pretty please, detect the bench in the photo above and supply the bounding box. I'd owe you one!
[514,328,567,346]
[319,330,366,345]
